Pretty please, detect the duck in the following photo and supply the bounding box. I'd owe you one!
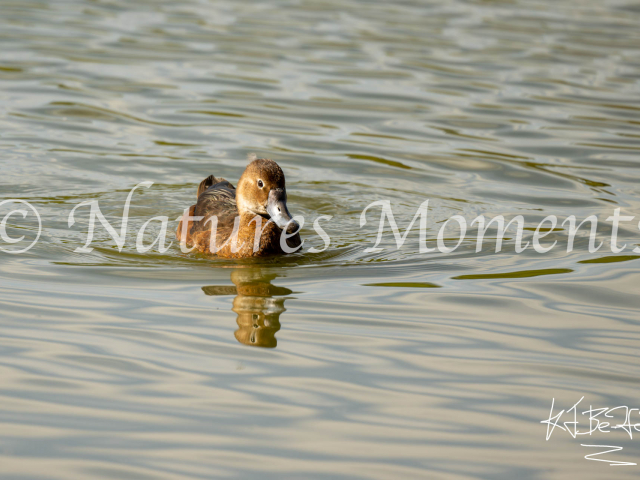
[176,157,302,258]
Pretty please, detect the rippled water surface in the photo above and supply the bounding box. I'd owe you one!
[1,0,640,478]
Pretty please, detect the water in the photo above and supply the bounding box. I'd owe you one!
[1,0,640,477]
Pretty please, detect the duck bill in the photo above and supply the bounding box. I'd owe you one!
[267,188,298,231]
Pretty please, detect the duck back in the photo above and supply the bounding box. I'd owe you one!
[190,177,238,243]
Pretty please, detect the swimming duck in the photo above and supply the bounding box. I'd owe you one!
[176,158,301,258]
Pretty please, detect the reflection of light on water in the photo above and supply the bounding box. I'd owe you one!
[202,269,293,348]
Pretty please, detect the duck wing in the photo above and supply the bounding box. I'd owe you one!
[190,177,238,237]
[197,174,229,197]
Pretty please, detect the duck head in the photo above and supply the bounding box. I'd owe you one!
[236,158,298,231]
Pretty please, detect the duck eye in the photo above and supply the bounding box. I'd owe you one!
[257,179,264,188]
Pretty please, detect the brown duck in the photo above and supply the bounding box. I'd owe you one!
[176,158,302,258]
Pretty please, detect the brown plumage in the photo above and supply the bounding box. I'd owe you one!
[176,158,302,258]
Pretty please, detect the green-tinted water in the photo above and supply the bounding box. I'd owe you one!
[1,0,640,477]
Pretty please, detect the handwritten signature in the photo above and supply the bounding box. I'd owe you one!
[542,397,640,466]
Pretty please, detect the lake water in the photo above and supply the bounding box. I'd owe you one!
[1,0,640,478]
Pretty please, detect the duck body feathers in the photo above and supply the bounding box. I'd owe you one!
[177,168,301,258]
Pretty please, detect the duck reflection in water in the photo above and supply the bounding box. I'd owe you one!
[202,269,293,348]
